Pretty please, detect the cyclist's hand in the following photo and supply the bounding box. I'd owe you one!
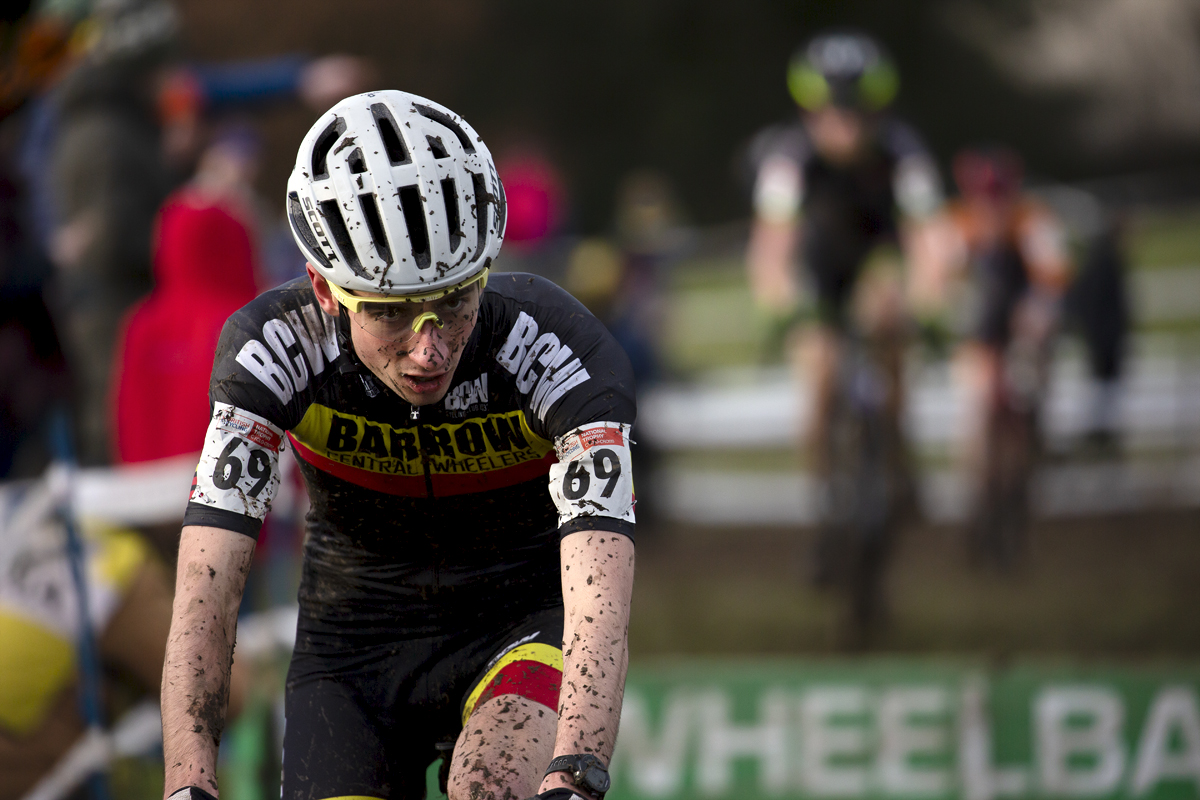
[759,305,806,363]
[525,789,591,800]
[915,313,952,359]
[166,787,218,800]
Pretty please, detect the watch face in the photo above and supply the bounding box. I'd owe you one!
[583,765,611,795]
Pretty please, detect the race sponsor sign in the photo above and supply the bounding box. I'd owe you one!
[609,659,1200,800]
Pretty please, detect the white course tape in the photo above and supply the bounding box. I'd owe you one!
[69,453,198,526]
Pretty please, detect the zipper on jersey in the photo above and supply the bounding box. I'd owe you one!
[411,405,435,499]
[411,404,438,590]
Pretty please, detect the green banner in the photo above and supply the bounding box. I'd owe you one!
[609,659,1200,800]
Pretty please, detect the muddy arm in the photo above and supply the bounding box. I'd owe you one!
[161,525,255,798]
[540,530,635,796]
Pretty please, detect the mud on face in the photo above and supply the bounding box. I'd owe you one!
[352,284,482,404]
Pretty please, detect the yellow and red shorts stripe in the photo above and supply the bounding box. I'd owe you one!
[461,643,563,725]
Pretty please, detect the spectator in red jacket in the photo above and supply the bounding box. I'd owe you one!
[111,189,258,463]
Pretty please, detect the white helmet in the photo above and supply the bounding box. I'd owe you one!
[286,90,506,298]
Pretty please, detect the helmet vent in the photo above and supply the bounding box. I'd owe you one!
[441,178,462,252]
[427,135,449,160]
[318,199,368,278]
[470,172,491,262]
[359,193,392,265]
[287,191,332,270]
[348,148,367,174]
[397,186,432,270]
[370,103,410,165]
[414,104,475,154]
[312,117,346,180]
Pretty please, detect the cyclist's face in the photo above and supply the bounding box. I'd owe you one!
[804,106,867,165]
[347,284,483,406]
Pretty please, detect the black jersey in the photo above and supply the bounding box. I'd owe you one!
[749,117,942,253]
[748,117,942,325]
[182,273,636,630]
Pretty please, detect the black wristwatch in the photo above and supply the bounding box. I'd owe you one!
[545,754,611,799]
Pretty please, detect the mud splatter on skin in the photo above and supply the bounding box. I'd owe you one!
[162,534,255,796]
[551,531,635,766]
[348,284,482,405]
[449,694,555,800]
[185,684,230,747]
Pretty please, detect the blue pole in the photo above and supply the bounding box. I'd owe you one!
[48,409,111,800]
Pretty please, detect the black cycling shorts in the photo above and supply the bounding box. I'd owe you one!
[801,218,894,329]
[280,606,564,800]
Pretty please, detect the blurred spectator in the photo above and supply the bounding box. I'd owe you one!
[0,9,73,479]
[9,0,369,466]
[492,143,573,281]
[0,115,69,480]
[111,139,261,465]
[45,0,185,465]
[564,170,689,524]
[564,239,623,326]
[609,169,688,385]
[0,475,247,799]
[500,148,566,248]
[1065,210,1130,451]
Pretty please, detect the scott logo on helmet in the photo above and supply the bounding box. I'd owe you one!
[301,195,337,263]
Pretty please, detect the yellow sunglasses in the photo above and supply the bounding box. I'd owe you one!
[325,269,489,312]
[325,270,488,336]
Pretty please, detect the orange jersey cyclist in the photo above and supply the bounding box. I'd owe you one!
[160,91,637,800]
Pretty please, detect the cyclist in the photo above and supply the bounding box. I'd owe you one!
[744,30,942,567]
[922,146,1071,560]
[160,91,637,800]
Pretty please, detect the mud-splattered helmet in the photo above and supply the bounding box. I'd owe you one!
[286,90,506,299]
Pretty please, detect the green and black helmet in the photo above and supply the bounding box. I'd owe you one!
[787,30,899,113]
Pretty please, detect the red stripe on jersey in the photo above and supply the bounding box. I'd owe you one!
[288,434,556,497]
[465,660,562,719]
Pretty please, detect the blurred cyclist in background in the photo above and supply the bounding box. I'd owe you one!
[744,30,942,569]
[917,146,1072,564]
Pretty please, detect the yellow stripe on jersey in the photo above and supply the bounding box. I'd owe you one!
[290,403,554,478]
